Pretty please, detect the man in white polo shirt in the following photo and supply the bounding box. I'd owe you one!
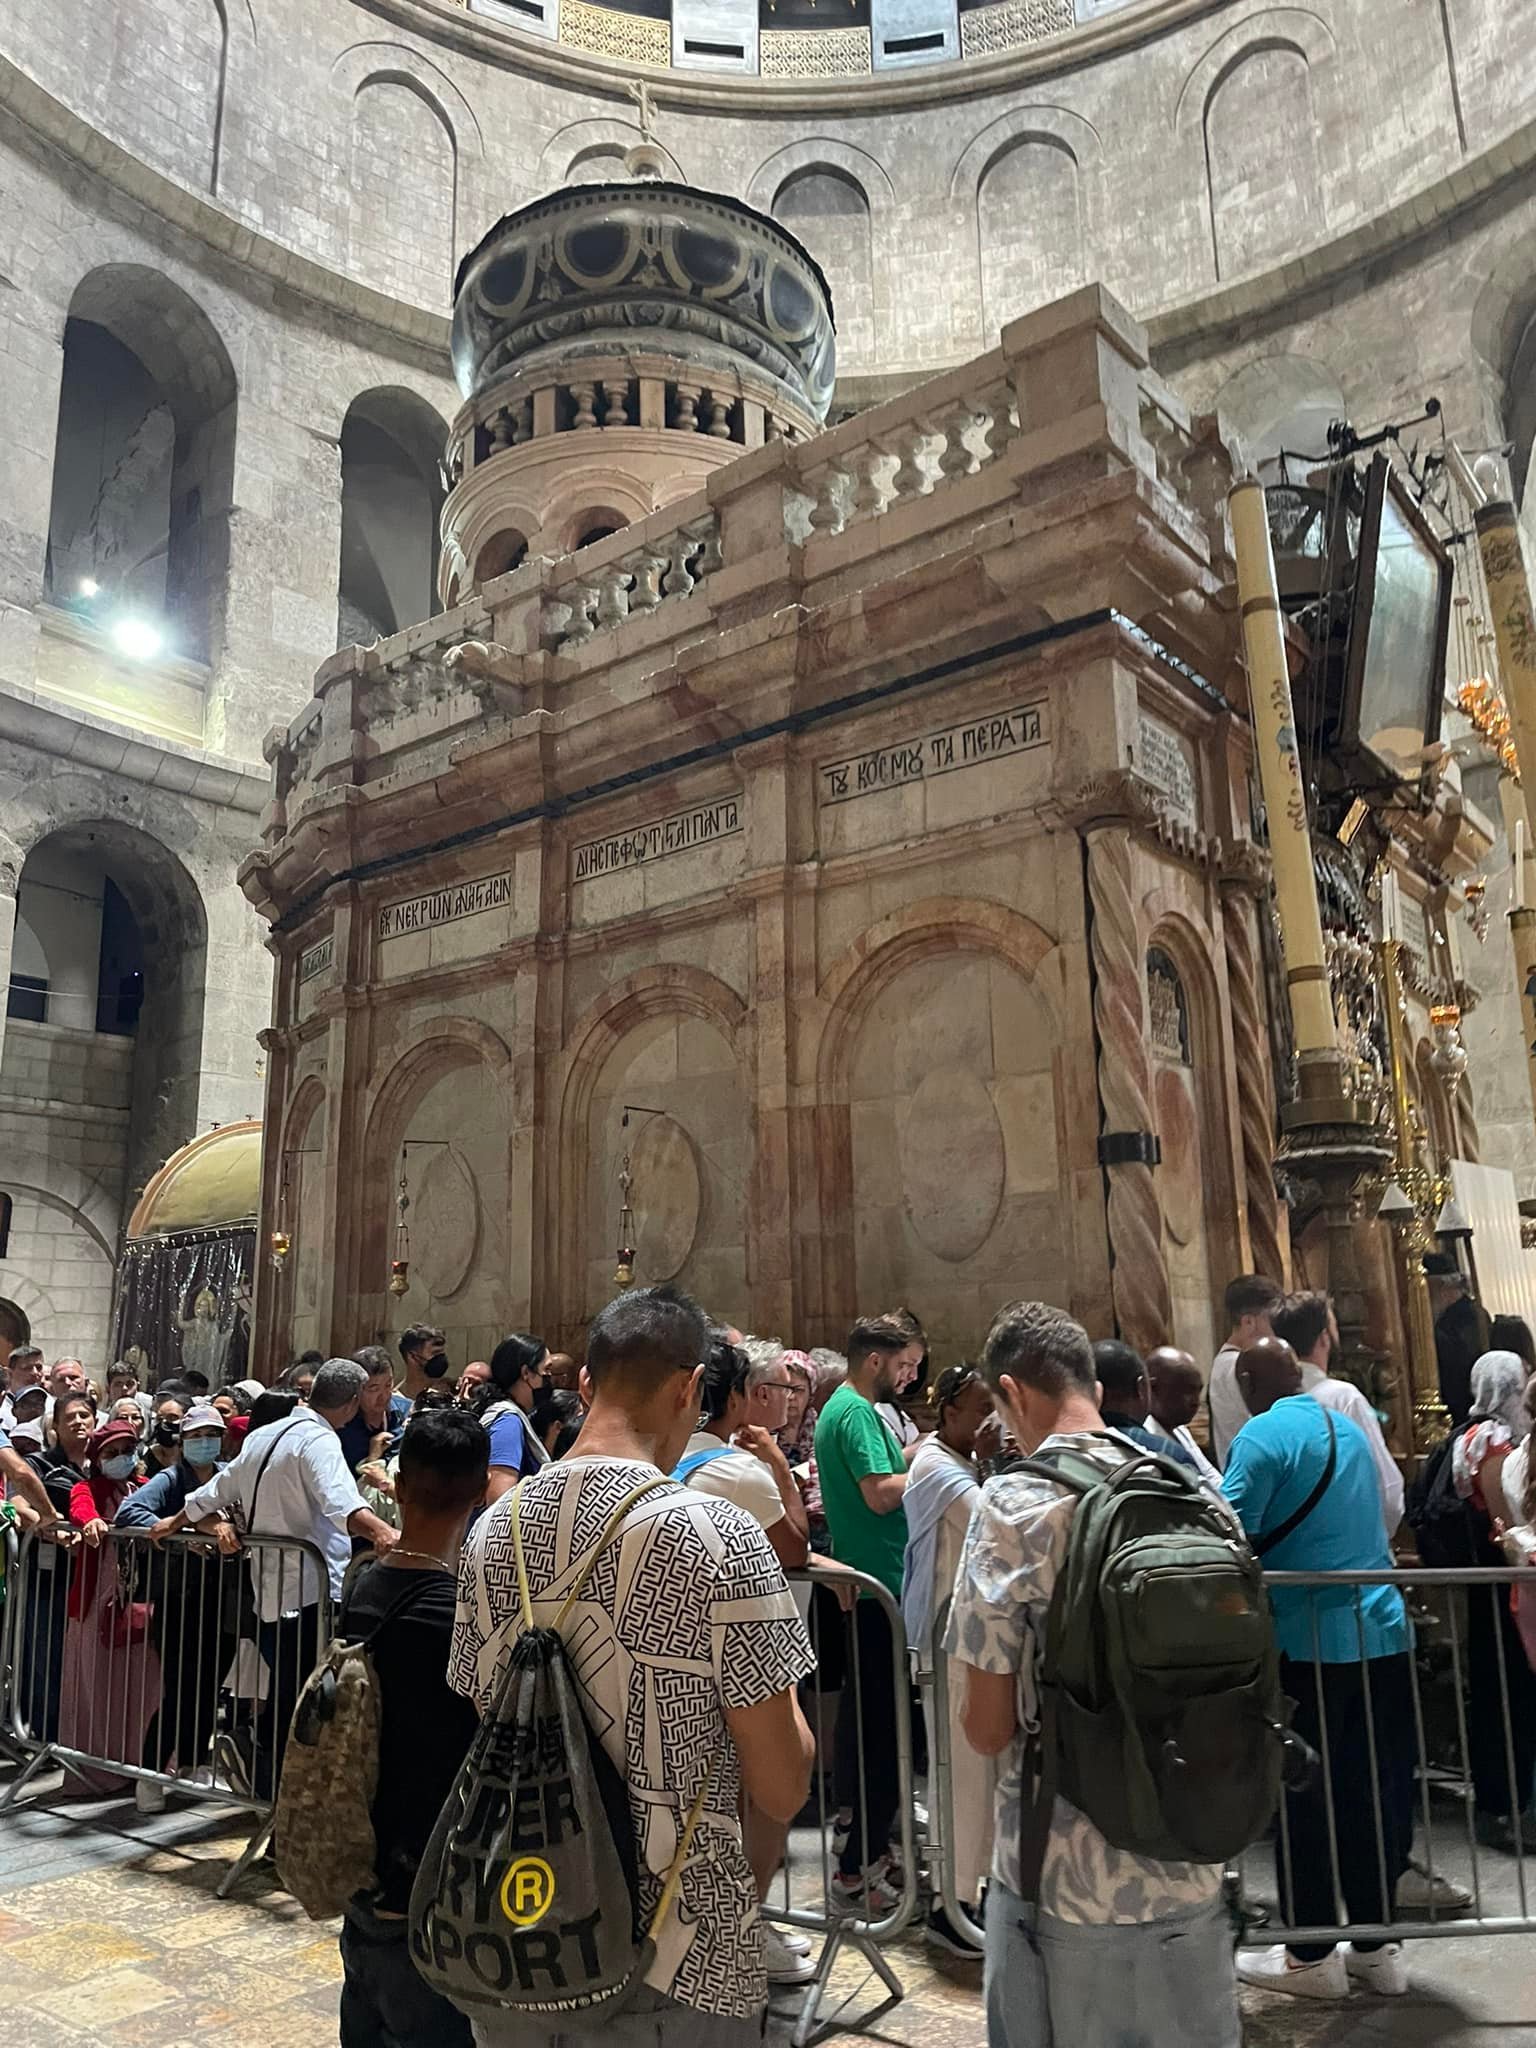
[1268,1291,1404,1537]
[155,1357,397,1796]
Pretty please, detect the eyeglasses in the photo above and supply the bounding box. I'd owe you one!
[760,1380,795,1393]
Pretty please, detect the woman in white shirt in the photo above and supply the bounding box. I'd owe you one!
[901,1364,1000,1950]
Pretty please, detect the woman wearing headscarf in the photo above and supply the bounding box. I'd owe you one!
[57,1416,163,1794]
[1452,1351,1536,1849]
[900,1364,1001,1950]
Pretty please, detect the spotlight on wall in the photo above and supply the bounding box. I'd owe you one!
[77,576,100,599]
[111,617,164,661]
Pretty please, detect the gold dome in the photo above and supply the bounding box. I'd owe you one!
[126,1119,263,1237]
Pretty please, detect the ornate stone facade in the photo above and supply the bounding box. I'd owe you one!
[244,286,1270,1368]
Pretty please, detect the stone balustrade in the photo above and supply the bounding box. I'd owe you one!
[540,507,722,653]
[446,353,812,485]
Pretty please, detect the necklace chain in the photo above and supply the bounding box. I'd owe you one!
[387,1548,455,1572]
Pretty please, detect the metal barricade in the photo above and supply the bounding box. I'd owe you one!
[0,1521,335,1898]
[925,1564,1536,1963]
[765,1561,921,2047]
[923,1594,986,1954]
[1237,1564,1536,1946]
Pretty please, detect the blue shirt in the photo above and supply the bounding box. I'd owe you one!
[336,1394,412,1474]
[114,1457,226,1526]
[1223,1394,1408,1664]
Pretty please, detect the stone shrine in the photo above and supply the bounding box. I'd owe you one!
[241,172,1481,1383]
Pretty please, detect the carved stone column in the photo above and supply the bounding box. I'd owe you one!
[1073,774,1173,1354]
[1219,850,1286,1284]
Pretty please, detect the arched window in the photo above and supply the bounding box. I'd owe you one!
[473,530,529,584]
[45,267,237,666]
[338,389,449,647]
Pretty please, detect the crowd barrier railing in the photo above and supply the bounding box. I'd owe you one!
[923,1594,987,1954]
[770,1561,922,2047]
[1235,1564,1536,1946]
[0,1520,335,1898]
[926,1562,1536,1959]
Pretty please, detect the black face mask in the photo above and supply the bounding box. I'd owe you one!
[420,1354,449,1379]
[151,1419,180,1448]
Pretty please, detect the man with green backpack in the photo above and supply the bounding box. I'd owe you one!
[947,1300,1280,2048]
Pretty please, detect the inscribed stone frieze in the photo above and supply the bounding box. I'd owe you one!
[570,795,743,883]
[818,702,1047,807]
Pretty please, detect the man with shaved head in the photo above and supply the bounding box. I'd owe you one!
[1223,1335,1414,2003]
[1144,1347,1222,1488]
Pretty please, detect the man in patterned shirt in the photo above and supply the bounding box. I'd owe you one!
[946,1299,1240,2048]
[450,1283,816,2046]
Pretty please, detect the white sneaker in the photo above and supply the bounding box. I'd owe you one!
[1345,1943,1409,1996]
[761,1923,817,1984]
[1395,1863,1472,1913]
[828,1864,901,1920]
[1236,1944,1350,2001]
[777,1928,812,1956]
[135,1778,167,1815]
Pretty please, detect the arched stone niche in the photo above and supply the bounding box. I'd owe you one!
[1145,919,1229,1364]
[583,1011,750,1321]
[276,1074,327,1362]
[843,947,1065,1360]
[361,1020,514,1366]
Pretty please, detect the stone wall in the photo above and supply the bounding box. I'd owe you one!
[5,0,1536,1371]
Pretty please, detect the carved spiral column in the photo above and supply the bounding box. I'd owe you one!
[1085,819,1173,1354]
[1220,876,1285,1284]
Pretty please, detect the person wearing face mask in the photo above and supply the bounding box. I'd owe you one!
[397,1322,448,1401]
[474,1330,552,1502]
[144,1396,188,1474]
[116,1404,233,1811]
[58,1416,162,1794]
[16,1388,94,1744]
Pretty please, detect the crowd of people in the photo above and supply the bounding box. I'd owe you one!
[1,1269,1534,2048]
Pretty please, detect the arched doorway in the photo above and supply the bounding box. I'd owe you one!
[3,820,208,1366]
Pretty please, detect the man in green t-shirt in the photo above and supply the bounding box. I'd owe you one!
[814,1314,923,1915]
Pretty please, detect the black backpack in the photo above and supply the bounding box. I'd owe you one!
[410,1477,717,2030]
[1406,1424,1483,1567]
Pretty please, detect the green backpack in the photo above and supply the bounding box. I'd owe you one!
[1014,1441,1283,1889]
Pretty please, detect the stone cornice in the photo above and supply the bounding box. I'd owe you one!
[0,678,269,814]
[0,58,451,364]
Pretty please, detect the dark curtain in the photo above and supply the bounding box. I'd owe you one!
[111,1227,255,1389]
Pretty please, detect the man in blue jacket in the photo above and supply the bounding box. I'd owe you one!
[1222,1340,1413,2003]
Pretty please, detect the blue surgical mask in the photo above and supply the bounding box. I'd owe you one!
[182,1435,221,1466]
[100,1452,138,1481]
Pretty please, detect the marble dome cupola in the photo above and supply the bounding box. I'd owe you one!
[439,168,836,604]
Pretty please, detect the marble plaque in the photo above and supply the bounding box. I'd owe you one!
[819,701,1047,806]
[1137,713,1199,828]
[377,872,514,941]
[298,933,334,984]
[572,795,743,882]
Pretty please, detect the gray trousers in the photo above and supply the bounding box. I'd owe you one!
[472,1987,765,2047]
[984,1881,1240,2048]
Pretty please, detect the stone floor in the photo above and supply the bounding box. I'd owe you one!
[1,1769,1534,2046]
